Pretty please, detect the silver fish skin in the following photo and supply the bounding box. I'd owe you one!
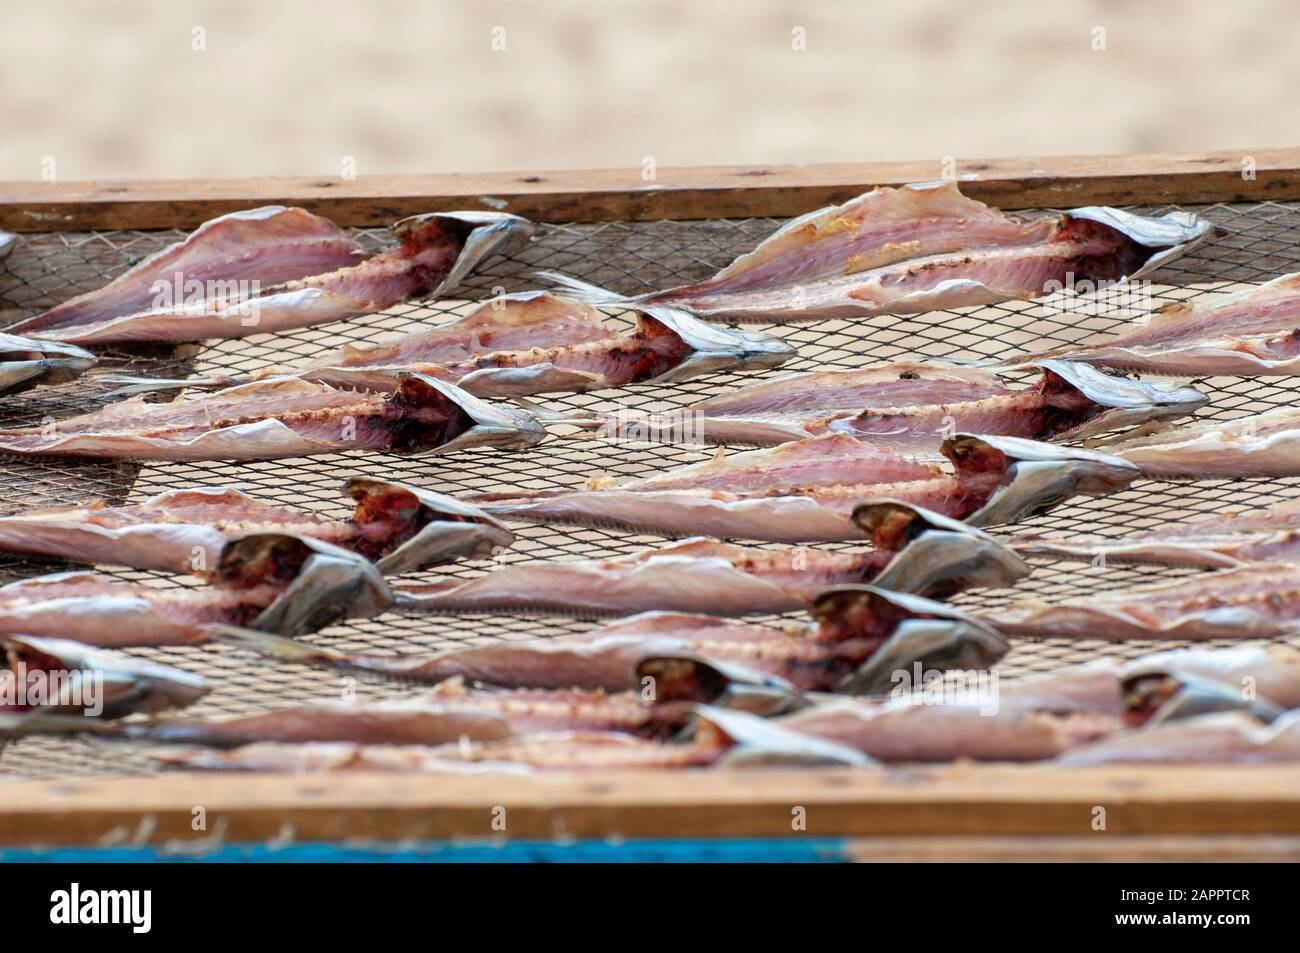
[0,371,542,461]
[989,562,1300,641]
[1107,407,1300,479]
[0,229,15,262]
[0,634,208,718]
[0,332,97,397]
[1059,710,1300,765]
[477,431,1138,542]
[1010,273,1300,376]
[0,478,511,575]
[544,193,1214,322]
[1011,499,1300,569]
[568,359,1205,448]
[9,209,534,344]
[0,532,391,647]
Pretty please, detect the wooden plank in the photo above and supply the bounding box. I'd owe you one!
[1,148,1297,232]
[2,765,1298,847]
[844,835,1300,863]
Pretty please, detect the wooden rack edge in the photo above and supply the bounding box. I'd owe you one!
[2,764,1298,847]
[1,148,1297,231]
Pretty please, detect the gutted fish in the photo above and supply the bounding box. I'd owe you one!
[1011,499,1300,569]
[1,634,207,718]
[1059,710,1300,765]
[545,182,1215,322]
[0,532,389,646]
[569,360,1205,447]
[0,371,542,461]
[0,477,511,575]
[108,293,795,399]
[214,584,1008,695]
[475,431,1139,541]
[989,563,1300,640]
[390,501,1026,617]
[9,208,534,344]
[0,332,97,397]
[1012,273,1300,376]
[1106,407,1300,479]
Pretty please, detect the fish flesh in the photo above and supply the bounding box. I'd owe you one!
[1106,407,1300,479]
[390,501,1028,617]
[0,477,512,575]
[0,332,97,397]
[0,371,542,461]
[1011,499,1300,569]
[1010,273,1300,376]
[0,532,390,646]
[1,634,207,718]
[567,359,1206,448]
[106,292,795,399]
[989,562,1300,640]
[474,432,1139,541]
[8,207,534,344]
[1059,710,1300,765]
[544,181,1215,322]
[214,584,1009,695]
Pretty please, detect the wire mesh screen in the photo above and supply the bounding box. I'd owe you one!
[0,199,1298,779]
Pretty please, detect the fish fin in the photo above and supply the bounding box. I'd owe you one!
[98,374,239,398]
[536,270,636,306]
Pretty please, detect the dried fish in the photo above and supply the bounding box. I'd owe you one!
[989,562,1300,640]
[1106,407,1300,478]
[0,477,511,575]
[475,431,1138,541]
[1011,273,1300,376]
[1011,499,1300,569]
[9,207,534,344]
[0,332,97,397]
[545,182,1214,322]
[1059,710,1300,765]
[0,533,390,646]
[1,634,207,718]
[568,359,1205,447]
[108,292,795,399]
[0,371,542,461]
[213,584,1008,695]
[390,500,1027,616]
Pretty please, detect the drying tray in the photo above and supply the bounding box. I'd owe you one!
[1,152,1300,861]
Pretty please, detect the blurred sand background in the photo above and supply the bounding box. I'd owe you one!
[0,0,1296,182]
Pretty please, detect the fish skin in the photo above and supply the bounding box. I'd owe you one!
[569,360,1205,448]
[0,634,208,718]
[1011,273,1300,376]
[0,372,542,462]
[1107,407,1300,479]
[1012,499,1300,569]
[0,478,511,574]
[1059,710,1300,765]
[989,562,1300,641]
[548,198,1214,323]
[0,332,97,397]
[477,432,1137,541]
[11,209,534,344]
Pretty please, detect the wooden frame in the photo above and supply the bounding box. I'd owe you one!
[2,149,1300,860]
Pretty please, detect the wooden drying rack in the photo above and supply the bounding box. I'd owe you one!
[1,149,1299,862]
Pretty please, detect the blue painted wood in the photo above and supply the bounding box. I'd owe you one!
[0,837,852,863]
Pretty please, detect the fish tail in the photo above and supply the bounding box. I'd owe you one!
[205,623,351,666]
[536,270,638,306]
[99,374,241,397]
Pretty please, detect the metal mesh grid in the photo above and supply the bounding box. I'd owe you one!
[1,200,1298,779]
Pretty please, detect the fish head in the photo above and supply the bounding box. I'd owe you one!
[1031,360,1207,441]
[343,476,514,575]
[1,634,208,718]
[694,705,875,769]
[0,331,97,396]
[810,584,1008,695]
[217,533,393,637]
[635,654,809,717]
[392,211,536,298]
[632,305,797,384]
[944,433,1140,527]
[1123,668,1286,727]
[391,372,545,452]
[1062,207,1220,280]
[851,498,1030,598]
